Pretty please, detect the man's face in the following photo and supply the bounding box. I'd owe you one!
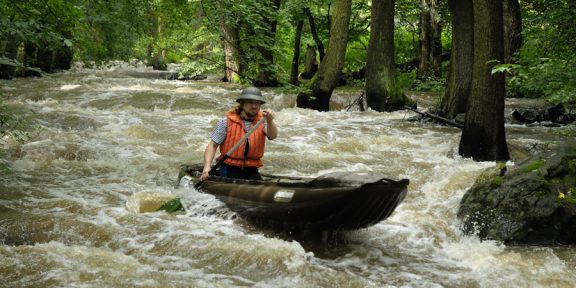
[240,100,263,119]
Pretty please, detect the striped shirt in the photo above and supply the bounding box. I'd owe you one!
[211,117,267,144]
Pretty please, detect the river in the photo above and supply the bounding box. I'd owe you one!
[1,63,575,287]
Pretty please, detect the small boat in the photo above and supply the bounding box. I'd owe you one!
[177,164,409,231]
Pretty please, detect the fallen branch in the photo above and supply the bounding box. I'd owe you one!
[404,106,463,129]
[345,91,365,111]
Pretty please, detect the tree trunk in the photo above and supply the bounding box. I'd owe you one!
[301,45,318,79]
[458,0,509,161]
[52,44,73,70]
[24,43,41,77]
[221,22,242,83]
[36,47,53,73]
[52,31,73,71]
[0,37,20,79]
[150,15,167,71]
[297,0,351,111]
[303,7,325,61]
[503,0,522,64]
[418,0,442,79]
[366,0,412,112]
[430,0,442,77]
[290,19,304,85]
[418,0,431,78]
[439,0,473,118]
[254,0,281,87]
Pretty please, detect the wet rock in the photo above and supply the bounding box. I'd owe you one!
[511,103,574,125]
[458,141,576,245]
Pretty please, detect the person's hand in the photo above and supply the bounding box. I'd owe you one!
[200,167,211,181]
[263,109,275,121]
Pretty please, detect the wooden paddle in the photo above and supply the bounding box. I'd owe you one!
[193,115,267,189]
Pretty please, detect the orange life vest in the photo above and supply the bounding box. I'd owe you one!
[218,111,266,167]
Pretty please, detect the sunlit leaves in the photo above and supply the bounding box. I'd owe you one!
[508,0,576,104]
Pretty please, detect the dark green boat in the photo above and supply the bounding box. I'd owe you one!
[177,164,409,231]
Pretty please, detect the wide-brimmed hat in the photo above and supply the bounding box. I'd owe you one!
[237,87,266,104]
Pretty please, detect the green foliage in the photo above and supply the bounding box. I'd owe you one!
[507,0,576,104]
[397,70,417,90]
[411,76,446,92]
[557,187,576,205]
[344,36,368,75]
[157,197,185,213]
[568,159,576,175]
[394,27,419,66]
[522,159,546,173]
[507,58,576,104]
[490,176,504,188]
[1,0,573,107]
[343,1,370,73]
[201,0,288,82]
[179,58,221,79]
[492,63,520,75]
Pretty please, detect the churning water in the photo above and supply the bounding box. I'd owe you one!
[1,64,574,287]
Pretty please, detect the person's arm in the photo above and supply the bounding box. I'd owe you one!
[200,140,219,180]
[263,110,277,140]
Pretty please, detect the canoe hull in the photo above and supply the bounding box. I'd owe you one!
[179,165,408,231]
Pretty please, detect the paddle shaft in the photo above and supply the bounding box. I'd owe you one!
[194,116,267,189]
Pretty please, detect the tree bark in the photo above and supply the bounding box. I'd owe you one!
[290,19,304,85]
[24,43,41,77]
[301,45,318,79]
[439,0,473,118]
[297,0,351,111]
[458,0,509,161]
[0,36,20,79]
[430,0,442,76]
[36,47,54,73]
[418,0,441,78]
[366,0,413,111]
[303,7,325,61]
[503,0,522,64]
[52,43,73,70]
[221,22,242,83]
[150,15,167,71]
[418,0,431,78]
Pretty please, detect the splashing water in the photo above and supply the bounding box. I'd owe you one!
[1,64,574,287]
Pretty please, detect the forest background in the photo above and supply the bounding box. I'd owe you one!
[1,0,574,103]
[1,0,575,166]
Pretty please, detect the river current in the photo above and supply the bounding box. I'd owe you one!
[1,64,574,287]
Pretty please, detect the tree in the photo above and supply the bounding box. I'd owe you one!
[438,0,473,118]
[300,45,318,79]
[253,0,281,87]
[0,0,78,77]
[418,0,442,78]
[503,0,522,64]
[303,7,325,62]
[458,0,509,161]
[365,0,413,111]
[290,18,304,85]
[221,22,243,83]
[296,0,352,111]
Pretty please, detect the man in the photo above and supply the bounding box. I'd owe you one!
[200,87,277,181]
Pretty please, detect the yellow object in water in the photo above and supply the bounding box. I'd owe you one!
[126,192,179,213]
